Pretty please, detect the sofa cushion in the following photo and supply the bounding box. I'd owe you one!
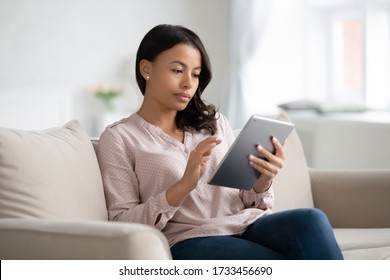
[271,111,314,211]
[334,228,390,260]
[0,120,108,220]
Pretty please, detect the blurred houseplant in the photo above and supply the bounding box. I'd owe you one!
[90,85,124,111]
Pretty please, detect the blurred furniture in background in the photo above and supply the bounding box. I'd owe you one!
[288,111,390,170]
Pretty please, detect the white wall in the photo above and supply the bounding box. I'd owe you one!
[0,0,227,136]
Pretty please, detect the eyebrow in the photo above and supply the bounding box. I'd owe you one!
[169,60,202,70]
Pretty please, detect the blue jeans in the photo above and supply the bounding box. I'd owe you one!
[171,208,344,260]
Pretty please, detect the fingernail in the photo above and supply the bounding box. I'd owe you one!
[256,145,263,151]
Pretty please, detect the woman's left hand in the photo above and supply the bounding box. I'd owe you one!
[249,137,285,193]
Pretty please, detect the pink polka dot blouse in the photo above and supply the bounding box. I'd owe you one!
[97,113,274,247]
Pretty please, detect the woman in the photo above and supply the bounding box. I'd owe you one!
[97,24,343,260]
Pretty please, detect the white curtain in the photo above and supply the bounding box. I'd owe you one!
[224,0,306,129]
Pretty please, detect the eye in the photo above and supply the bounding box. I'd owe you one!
[192,73,200,79]
[172,69,183,74]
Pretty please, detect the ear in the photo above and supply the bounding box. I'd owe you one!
[139,59,152,80]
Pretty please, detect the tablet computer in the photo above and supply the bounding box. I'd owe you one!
[208,115,294,190]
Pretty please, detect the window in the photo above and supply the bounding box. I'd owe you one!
[330,10,364,103]
[225,0,390,128]
[305,0,390,109]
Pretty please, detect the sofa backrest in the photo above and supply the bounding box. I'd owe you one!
[0,120,108,221]
[271,111,314,211]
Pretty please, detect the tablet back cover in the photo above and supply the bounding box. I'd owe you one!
[208,115,294,190]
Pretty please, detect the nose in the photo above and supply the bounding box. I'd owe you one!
[181,72,194,89]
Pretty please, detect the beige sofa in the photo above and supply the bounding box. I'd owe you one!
[0,112,389,260]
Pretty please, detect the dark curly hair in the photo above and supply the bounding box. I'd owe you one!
[135,24,217,134]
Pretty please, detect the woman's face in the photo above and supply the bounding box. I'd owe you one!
[141,43,201,112]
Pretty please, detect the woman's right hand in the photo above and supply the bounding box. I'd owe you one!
[166,135,221,207]
[183,135,222,189]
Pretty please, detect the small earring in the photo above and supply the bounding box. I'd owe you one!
[146,76,149,80]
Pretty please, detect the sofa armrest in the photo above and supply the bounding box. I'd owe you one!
[0,218,172,260]
[309,168,390,228]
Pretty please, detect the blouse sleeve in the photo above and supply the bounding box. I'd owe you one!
[96,127,179,230]
[240,186,274,210]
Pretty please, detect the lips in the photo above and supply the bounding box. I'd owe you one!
[174,93,191,102]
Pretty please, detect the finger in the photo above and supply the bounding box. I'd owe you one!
[194,136,221,155]
[249,155,279,176]
[256,141,284,166]
[272,137,285,159]
[255,144,272,159]
[201,155,211,165]
[255,145,283,169]
[249,160,279,181]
